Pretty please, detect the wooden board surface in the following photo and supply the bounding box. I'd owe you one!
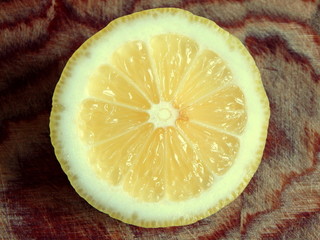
[1,0,320,239]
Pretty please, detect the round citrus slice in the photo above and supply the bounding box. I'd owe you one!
[50,8,270,228]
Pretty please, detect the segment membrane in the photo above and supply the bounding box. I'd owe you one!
[112,41,159,103]
[78,99,149,144]
[151,34,199,101]
[88,65,150,109]
[177,121,240,175]
[183,85,247,134]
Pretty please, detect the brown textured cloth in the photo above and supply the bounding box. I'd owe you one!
[0,0,319,239]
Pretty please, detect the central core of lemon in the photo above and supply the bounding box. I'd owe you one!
[158,109,170,120]
[148,101,179,128]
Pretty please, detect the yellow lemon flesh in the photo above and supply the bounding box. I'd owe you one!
[50,8,270,228]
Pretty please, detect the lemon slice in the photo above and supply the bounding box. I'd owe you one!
[50,8,270,228]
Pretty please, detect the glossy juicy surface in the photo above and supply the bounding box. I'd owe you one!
[78,34,247,202]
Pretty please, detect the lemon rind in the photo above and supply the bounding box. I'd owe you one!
[50,8,270,228]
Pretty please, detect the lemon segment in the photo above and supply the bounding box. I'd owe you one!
[165,127,214,201]
[78,99,149,144]
[184,85,247,134]
[89,123,154,185]
[174,50,233,107]
[112,41,160,104]
[177,121,240,175]
[150,34,199,101]
[88,65,151,109]
[123,127,166,202]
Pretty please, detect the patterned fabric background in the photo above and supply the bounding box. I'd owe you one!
[0,0,319,239]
